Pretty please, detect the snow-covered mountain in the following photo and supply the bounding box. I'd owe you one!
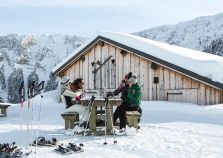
[0,34,84,102]
[135,12,223,56]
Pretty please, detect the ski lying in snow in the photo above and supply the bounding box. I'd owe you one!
[31,137,58,147]
[67,143,84,153]
[0,147,31,158]
[54,143,84,155]
[54,144,73,155]
[10,150,32,158]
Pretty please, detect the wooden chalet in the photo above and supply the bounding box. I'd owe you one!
[52,32,223,105]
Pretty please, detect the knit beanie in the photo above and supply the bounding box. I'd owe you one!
[61,76,71,86]
[128,74,137,84]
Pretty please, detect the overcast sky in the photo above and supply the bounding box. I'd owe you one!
[0,0,223,37]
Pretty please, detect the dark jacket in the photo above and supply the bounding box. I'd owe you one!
[114,84,129,103]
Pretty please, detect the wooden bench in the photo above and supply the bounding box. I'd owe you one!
[125,111,141,128]
[0,104,11,117]
[61,112,79,130]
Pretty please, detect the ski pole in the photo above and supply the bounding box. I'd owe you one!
[107,97,117,144]
[103,96,108,145]
[26,81,35,148]
[30,81,35,152]
[79,95,95,147]
[103,87,108,145]
[35,81,45,154]
[19,81,25,146]
[70,94,93,144]
[26,81,31,148]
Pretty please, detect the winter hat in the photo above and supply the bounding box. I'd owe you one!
[61,76,71,86]
[128,74,137,84]
[125,72,132,79]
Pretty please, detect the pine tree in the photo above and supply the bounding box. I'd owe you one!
[8,68,24,103]
[0,96,3,103]
[27,69,39,95]
[0,65,6,89]
[44,72,58,92]
[203,37,223,56]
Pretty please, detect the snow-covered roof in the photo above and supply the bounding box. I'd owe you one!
[52,32,223,88]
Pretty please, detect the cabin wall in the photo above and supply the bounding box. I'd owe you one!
[62,42,222,105]
[221,90,223,103]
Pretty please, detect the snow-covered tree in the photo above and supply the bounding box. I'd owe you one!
[7,68,24,103]
[44,72,58,92]
[203,37,223,56]
[0,65,6,89]
[27,69,39,96]
[0,96,3,103]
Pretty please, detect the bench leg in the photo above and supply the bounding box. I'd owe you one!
[70,120,75,129]
[126,116,140,128]
[133,117,139,128]
[1,108,7,116]
[65,119,76,130]
[126,117,131,127]
[65,120,69,130]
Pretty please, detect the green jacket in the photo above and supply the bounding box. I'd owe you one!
[127,83,142,107]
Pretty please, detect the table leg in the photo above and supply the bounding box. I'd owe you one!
[89,106,96,131]
[1,107,7,115]
[106,104,112,132]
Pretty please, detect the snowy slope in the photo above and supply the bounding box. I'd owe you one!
[53,32,223,84]
[135,12,223,56]
[0,90,223,158]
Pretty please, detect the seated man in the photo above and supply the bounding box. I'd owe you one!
[113,72,132,125]
[114,74,142,135]
[60,76,87,122]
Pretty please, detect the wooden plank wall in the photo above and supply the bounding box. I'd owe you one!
[109,46,116,89]
[88,48,94,90]
[221,91,223,103]
[62,42,222,105]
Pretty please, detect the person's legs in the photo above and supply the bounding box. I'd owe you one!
[118,110,126,129]
[119,104,138,129]
[121,106,138,129]
[113,103,125,124]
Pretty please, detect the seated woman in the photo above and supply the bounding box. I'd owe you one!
[60,76,88,122]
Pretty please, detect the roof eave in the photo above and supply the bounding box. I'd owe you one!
[52,36,101,76]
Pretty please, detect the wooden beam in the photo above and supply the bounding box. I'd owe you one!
[92,56,112,73]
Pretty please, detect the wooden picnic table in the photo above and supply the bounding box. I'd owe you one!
[80,97,122,135]
[0,103,11,117]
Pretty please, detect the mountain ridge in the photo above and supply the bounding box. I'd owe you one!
[135,12,223,56]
